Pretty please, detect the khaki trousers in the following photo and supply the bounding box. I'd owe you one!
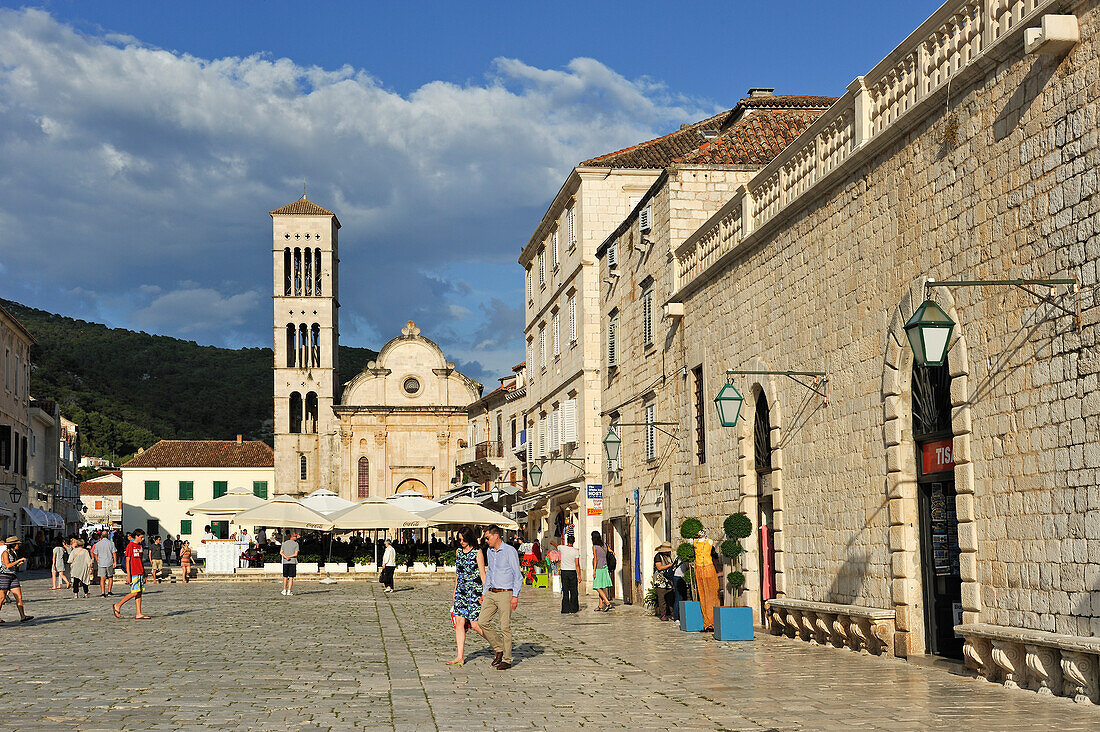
[151,559,163,578]
[478,591,513,663]
[696,563,719,629]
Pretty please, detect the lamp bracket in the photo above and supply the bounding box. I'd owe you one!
[725,370,829,404]
[926,277,1081,331]
[537,457,586,472]
[612,422,679,438]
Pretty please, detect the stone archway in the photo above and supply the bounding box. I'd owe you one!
[881,278,977,658]
[395,478,428,495]
[735,359,785,624]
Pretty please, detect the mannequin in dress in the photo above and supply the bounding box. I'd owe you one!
[693,528,719,631]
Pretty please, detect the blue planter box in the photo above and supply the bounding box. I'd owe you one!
[678,601,703,632]
[713,606,754,641]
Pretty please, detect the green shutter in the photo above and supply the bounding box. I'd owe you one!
[144,480,159,500]
[253,481,268,499]
[213,481,228,498]
[179,481,194,500]
[180,519,192,535]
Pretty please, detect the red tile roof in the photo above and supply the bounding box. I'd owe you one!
[270,196,341,228]
[581,94,836,170]
[676,109,829,166]
[122,440,274,469]
[80,482,122,496]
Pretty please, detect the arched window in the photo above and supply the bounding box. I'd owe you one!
[283,248,292,296]
[293,248,302,295]
[285,324,296,367]
[298,324,308,368]
[289,392,303,434]
[300,455,308,481]
[314,249,322,295]
[754,392,772,473]
[305,392,318,434]
[303,247,312,296]
[357,457,369,498]
[311,324,321,367]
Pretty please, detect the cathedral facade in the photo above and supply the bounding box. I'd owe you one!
[269,197,480,500]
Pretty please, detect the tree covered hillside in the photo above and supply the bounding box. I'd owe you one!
[3,300,375,462]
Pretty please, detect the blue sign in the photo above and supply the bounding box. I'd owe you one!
[587,484,603,500]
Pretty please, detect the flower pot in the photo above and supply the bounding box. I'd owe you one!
[323,562,348,574]
[353,564,376,573]
[551,573,562,594]
[297,562,319,574]
[263,562,282,574]
[713,606,753,641]
[533,572,549,589]
[678,601,704,632]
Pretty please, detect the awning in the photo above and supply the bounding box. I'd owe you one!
[22,506,64,529]
[512,484,579,514]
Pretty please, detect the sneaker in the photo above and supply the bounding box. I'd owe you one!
[280,589,287,596]
[286,591,292,596]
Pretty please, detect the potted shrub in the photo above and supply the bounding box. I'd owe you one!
[676,519,704,632]
[713,513,754,641]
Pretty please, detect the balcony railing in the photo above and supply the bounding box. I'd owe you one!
[475,440,505,460]
[674,0,1057,292]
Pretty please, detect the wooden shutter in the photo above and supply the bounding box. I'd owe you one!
[562,399,577,444]
[213,481,228,498]
[567,295,576,342]
[607,315,618,366]
[253,481,268,499]
[144,480,159,500]
[179,481,194,500]
[645,403,657,461]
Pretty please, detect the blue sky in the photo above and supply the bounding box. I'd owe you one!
[0,1,937,382]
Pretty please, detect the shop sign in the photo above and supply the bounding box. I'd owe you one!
[920,438,955,474]
[586,483,603,517]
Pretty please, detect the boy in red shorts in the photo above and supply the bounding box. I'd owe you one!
[113,529,150,620]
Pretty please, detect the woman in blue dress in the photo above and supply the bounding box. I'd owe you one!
[448,526,486,666]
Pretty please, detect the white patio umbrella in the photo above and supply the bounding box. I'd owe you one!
[186,486,267,517]
[300,489,357,516]
[329,498,430,531]
[231,494,334,530]
[422,497,518,530]
[386,490,443,516]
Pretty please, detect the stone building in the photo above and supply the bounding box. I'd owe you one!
[595,91,833,603]
[0,304,33,539]
[335,321,481,500]
[457,362,528,504]
[80,471,122,526]
[630,0,1100,704]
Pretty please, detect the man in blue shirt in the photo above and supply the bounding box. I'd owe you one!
[478,525,521,670]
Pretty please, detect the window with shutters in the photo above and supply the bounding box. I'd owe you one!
[645,403,657,461]
[608,241,618,268]
[642,285,654,347]
[552,311,560,357]
[254,480,269,499]
[539,329,547,371]
[562,399,577,444]
[692,365,706,464]
[181,519,192,535]
[538,416,547,457]
[213,481,228,498]
[607,312,619,367]
[95,499,102,510]
[526,268,532,302]
[538,249,545,286]
[510,418,517,449]
[358,457,370,498]
[551,230,559,270]
[566,206,576,250]
[144,480,160,500]
[179,481,194,500]
[567,294,576,343]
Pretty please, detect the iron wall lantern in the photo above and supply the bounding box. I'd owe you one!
[528,464,542,488]
[713,383,745,427]
[602,427,621,463]
[904,300,955,367]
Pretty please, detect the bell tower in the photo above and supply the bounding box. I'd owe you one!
[271,195,340,496]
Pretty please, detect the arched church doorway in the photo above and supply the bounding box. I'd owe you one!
[754,390,777,618]
[912,359,962,659]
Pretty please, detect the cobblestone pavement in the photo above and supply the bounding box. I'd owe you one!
[2,572,1097,731]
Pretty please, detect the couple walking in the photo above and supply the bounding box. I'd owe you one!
[448,525,521,671]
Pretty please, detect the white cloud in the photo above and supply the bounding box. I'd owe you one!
[0,9,717,374]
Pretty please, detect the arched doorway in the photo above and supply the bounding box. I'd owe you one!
[912,358,962,659]
[754,389,777,618]
[395,478,428,495]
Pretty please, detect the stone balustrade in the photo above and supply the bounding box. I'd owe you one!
[673,0,1063,293]
[957,623,1100,704]
[766,598,897,657]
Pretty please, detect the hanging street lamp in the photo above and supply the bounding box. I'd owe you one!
[602,427,621,463]
[713,383,745,427]
[528,464,542,488]
[7,484,22,504]
[904,300,955,367]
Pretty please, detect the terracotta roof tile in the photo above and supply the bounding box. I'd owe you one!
[122,440,274,469]
[581,109,732,169]
[270,196,341,228]
[676,109,829,166]
[80,481,121,496]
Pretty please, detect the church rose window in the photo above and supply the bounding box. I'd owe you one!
[403,377,420,394]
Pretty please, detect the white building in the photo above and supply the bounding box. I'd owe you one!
[121,438,274,540]
[0,304,33,538]
[80,472,122,527]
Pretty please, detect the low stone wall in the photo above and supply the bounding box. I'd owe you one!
[958,623,1100,704]
[767,598,897,657]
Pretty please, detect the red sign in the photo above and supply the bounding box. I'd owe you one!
[921,438,955,474]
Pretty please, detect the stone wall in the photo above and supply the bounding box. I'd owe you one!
[671,0,1100,656]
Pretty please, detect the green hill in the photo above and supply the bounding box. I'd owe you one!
[2,299,376,463]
